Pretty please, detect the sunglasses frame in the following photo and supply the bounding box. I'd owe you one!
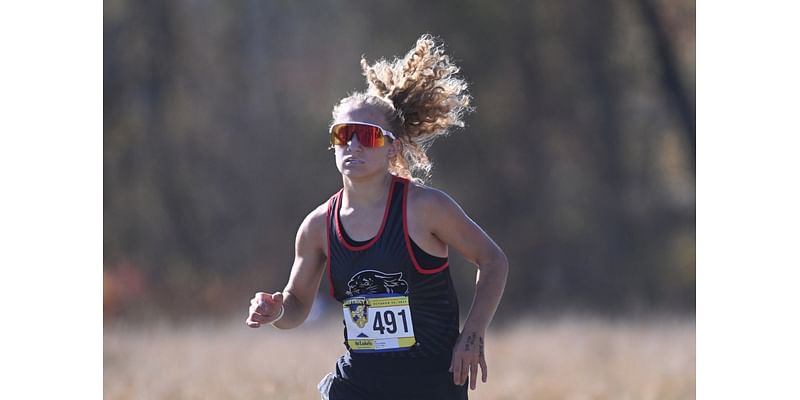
[329,121,397,148]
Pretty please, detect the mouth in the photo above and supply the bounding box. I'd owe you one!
[343,157,364,166]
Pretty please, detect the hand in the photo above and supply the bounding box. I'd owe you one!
[245,291,284,328]
[449,329,488,389]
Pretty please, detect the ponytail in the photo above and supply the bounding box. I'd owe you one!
[333,34,473,182]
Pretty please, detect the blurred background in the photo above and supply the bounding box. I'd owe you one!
[104,0,694,320]
[104,0,694,398]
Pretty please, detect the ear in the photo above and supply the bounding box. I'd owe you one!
[387,140,400,159]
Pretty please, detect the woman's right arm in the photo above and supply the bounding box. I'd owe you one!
[246,203,329,329]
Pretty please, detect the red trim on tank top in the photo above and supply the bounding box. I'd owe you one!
[325,191,339,298]
[401,178,449,274]
[334,175,398,251]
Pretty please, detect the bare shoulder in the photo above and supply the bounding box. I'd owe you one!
[303,201,330,229]
[406,181,464,218]
[296,200,331,250]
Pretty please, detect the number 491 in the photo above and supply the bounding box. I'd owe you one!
[372,309,408,334]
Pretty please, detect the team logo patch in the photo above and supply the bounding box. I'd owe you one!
[345,269,409,297]
[347,298,369,328]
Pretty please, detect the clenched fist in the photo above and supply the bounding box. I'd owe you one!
[246,291,284,328]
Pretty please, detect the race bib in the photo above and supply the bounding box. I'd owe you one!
[342,294,416,352]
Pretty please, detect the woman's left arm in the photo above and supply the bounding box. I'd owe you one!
[414,188,509,390]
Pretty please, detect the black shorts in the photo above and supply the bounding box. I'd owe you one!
[323,353,468,400]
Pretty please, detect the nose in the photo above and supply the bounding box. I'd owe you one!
[347,135,363,152]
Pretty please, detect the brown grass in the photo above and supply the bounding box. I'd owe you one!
[104,316,694,400]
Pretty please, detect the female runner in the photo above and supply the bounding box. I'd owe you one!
[246,34,508,400]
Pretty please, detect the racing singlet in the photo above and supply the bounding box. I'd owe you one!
[326,175,460,359]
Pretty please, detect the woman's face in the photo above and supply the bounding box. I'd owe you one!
[332,105,396,179]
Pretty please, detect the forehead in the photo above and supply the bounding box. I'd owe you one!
[334,105,390,128]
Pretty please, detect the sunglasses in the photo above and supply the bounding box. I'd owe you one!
[329,122,396,148]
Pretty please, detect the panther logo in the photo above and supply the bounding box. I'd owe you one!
[345,270,409,297]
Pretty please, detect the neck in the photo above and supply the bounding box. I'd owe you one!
[341,173,394,209]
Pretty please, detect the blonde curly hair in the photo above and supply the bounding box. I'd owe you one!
[332,34,473,182]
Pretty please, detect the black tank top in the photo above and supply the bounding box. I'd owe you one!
[326,175,461,359]
[337,211,448,269]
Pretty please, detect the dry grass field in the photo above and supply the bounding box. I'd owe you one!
[104,316,694,400]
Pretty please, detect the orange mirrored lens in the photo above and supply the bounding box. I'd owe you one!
[330,124,386,147]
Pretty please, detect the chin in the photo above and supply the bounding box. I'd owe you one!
[341,169,367,179]
[340,165,381,180]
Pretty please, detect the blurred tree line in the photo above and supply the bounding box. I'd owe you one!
[104,0,694,320]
